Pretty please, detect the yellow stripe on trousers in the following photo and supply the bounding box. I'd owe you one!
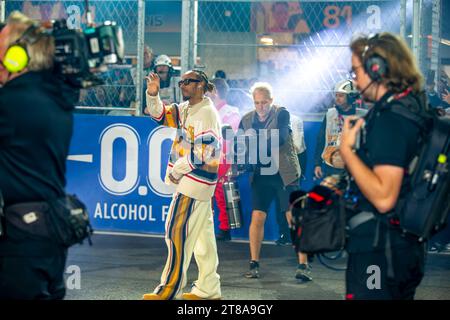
[159,194,194,300]
[164,105,178,128]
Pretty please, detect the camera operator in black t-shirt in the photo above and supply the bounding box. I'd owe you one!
[0,12,78,299]
[340,33,426,300]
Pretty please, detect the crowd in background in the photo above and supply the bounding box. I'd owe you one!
[74,45,450,118]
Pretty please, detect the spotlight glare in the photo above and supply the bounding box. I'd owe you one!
[260,37,274,46]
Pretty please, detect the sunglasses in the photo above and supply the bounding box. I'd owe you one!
[178,78,201,87]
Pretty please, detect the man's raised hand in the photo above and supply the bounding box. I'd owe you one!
[146,72,160,96]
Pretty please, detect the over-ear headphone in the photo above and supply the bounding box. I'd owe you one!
[3,24,42,73]
[362,34,389,82]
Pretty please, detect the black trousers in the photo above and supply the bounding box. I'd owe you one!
[0,246,67,300]
[345,243,425,300]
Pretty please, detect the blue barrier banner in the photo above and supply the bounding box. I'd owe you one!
[67,115,175,235]
[66,114,322,240]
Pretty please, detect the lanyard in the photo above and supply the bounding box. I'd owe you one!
[386,87,413,104]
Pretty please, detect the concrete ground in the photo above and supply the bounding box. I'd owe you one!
[64,232,450,300]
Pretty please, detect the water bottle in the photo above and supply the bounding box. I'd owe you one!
[223,172,242,229]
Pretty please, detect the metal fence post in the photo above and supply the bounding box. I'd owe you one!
[135,0,146,117]
[1,0,5,22]
[400,0,407,40]
[412,0,422,72]
[430,0,441,86]
[181,0,198,75]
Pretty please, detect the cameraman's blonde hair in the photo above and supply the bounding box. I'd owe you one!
[6,11,54,71]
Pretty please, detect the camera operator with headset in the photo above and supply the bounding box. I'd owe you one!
[340,32,427,300]
[0,12,79,299]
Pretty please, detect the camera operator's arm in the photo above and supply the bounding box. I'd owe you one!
[271,108,290,146]
[232,120,244,155]
[232,121,250,172]
[277,109,290,146]
[259,108,290,151]
[145,72,179,128]
[340,116,404,214]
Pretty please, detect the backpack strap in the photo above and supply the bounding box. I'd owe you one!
[347,211,376,231]
[388,104,429,131]
[379,93,431,133]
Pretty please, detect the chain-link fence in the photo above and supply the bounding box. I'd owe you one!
[2,1,448,115]
[4,0,142,115]
[419,0,449,111]
[196,0,404,114]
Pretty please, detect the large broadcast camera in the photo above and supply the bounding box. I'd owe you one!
[50,18,124,88]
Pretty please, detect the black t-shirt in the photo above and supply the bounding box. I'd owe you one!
[347,92,423,252]
[0,71,76,206]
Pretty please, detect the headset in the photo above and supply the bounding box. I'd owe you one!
[362,34,389,82]
[2,23,43,73]
[347,79,360,104]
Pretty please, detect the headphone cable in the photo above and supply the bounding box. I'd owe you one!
[360,80,375,97]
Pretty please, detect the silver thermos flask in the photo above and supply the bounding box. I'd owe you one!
[223,169,242,229]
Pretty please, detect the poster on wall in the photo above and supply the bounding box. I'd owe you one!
[251,1,400,41]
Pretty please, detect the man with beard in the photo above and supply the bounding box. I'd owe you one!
[143,70,222,300]
[314,79,366,180]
